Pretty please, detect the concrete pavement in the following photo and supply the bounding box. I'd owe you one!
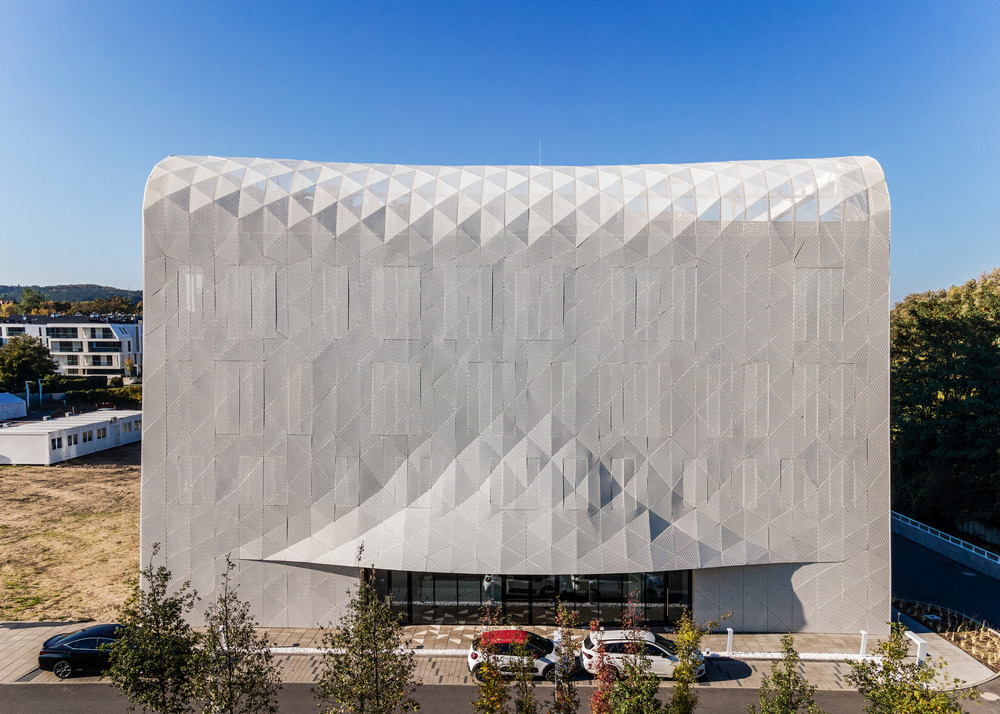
[3,615,992,692]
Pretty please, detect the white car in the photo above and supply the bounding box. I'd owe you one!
[580,629,706,679]
[467,629,562,682]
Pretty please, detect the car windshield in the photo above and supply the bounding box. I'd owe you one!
[652,633,676,654]
[57,628,90,644]
[527,633,554,656]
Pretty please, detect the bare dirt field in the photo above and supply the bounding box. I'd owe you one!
[0,442,139,622]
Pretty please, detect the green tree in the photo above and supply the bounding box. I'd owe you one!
[194,555,281,714]
[510,625,539,714]
[17,286,45,313]
[0,335,58,393]
[105,543,200,714]
[845,621,979,713]
[548,600,580,714]
[472,600,510,714]
[891,269,1000,530]
[606,590,664,714]
[668,609,726,714]
[748,635,823,714]
[316,546,419,714]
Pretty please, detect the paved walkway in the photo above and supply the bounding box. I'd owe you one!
[3,612,993,691]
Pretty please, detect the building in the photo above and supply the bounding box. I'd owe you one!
[0,316,142,379]
[0,393,27,421]
[143,155,890,633]
[0,409,142,465]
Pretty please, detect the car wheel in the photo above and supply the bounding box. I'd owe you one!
[53,660,73,679]
[543,665,556,682]
[472,665,485,682]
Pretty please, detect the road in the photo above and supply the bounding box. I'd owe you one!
[0,682,871,714]
[892,532,1000,627]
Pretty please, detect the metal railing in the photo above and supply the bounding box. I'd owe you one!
[892,511,1000,564]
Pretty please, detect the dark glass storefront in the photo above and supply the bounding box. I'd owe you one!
[372,570,692,626]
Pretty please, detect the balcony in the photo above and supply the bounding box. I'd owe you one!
[88,341,122,353]
[52,341,84,353]
[46,328,79,339]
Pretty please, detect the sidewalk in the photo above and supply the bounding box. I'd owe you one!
[3,614,994,691]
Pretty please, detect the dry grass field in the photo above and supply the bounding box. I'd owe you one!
[0,442,140,622]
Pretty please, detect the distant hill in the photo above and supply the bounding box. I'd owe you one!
[0,284,142,305]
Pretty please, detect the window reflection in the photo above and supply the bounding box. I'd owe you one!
[367,569,691,626]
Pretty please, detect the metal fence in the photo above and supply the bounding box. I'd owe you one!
[892,511,1000,564]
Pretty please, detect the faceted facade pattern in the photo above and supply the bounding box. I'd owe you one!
[142,156,890,632]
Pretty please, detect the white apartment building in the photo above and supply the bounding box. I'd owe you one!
[0,316,142,380]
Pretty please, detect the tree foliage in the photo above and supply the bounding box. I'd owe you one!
[17,287,45,313]
[510,625,539,714]
[0,334,58,393]
[105,543,200,714]
[668,609,727,714]
[472,600,510,714]
[605,590,664,714]
[549,600,580,714]
[0,283,141,305]
[891,269,1000,529]
[194,555,281,714]
[587,620,616,714]
[845,621,979,714]
[748,634,823,714]
[316,546,419,714]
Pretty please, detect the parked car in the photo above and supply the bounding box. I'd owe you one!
[468,629,564,682]
[580,629,705,679]
[37,623,123,678]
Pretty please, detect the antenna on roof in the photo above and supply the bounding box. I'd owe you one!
[538,140,542,167]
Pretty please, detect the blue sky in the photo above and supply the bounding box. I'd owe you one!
[0,1,997,303]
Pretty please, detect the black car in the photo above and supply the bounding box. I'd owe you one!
[38,623,123,678]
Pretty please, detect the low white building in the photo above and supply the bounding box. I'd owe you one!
[0,393,27,421]
[0,410,142,465]
[0,316,142,380]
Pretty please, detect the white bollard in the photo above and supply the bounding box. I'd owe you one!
[726,627,734,655]
[904,630,927,664]
[859,630,868,655]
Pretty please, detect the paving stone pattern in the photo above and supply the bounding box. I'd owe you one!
[4,620,992,691]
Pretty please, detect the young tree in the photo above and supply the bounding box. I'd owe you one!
[0,335,58,393]
[846,621,980,714]
[668,608,726,714]
[194,555,281,714]
[588,620,616,714]
[510,625,539,714]
[105,542,200,714]
[472,600,510,714]
[748,634,824,714]
[315,546,419,714]
[549,600,580,714]
[606,590,664,714]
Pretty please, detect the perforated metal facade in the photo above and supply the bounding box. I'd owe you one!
[142,156,890,632]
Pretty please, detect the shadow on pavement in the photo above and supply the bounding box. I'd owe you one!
[702,659,754,683]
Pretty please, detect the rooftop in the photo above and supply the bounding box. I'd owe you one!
[0,409,141,435]
[1,315,141,325]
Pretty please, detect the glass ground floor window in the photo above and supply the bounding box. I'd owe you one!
[371,570,692,626]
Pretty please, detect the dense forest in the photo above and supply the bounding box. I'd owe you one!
[891,268,1000,532]
[0,284,141,305]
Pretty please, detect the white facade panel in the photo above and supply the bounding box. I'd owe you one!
[143,156,890,632]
